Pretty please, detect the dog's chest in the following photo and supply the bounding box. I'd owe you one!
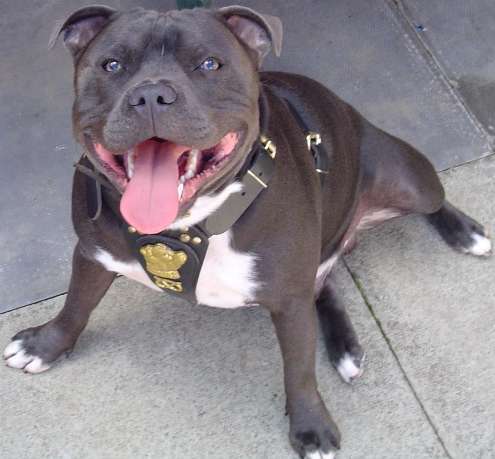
[95,230,259,309]
[196,231,259,308]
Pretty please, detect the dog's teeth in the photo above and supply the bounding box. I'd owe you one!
[125,151,135,179]
[178,180,184,199]
[186,149,200,177]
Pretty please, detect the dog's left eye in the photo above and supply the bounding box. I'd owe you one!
[102,59,122,73]
[199,57,221,71]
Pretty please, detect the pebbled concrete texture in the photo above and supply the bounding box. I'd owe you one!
[0,265,446,459]
[346,155,495,458]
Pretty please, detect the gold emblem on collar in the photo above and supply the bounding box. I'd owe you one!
[139,243,188,292]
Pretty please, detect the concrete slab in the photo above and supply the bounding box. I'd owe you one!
[0,266,446,458]
[346,155,495,458]
[224,0,492,170]
[0,0,187,313]
[1,0,492,312]
[400,0,495,135]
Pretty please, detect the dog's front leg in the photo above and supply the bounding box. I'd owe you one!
[271,297,341,458]
[4,242,115,373]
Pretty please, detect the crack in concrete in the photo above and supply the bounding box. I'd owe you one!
[385,0,494,157]
[0,291,68,315]
[343,259,454,459]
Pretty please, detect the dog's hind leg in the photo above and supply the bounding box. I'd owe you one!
[316,274,365,384]
[358,119,491,257]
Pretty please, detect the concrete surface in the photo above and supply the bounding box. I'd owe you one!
[346,155,495,458]
[1,0,493,312]
[0,265,447,459]
[2,157,494,458]
[2,1,495,458]
[2,152,493,458]
[400,0,495,134]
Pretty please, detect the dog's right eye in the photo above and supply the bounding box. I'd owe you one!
[102,59,122,73]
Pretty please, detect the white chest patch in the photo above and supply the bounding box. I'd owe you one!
[94,249,161,292]
[168,182,243,229]
[195,230,259,308]
[94,231,259,309]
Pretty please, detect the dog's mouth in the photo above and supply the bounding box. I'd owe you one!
[92,132,239,234]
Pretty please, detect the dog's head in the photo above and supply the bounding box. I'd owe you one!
[51,5,282,233]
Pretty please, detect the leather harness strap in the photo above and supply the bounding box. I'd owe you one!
[282,97,329,185]
[75,96,328,303]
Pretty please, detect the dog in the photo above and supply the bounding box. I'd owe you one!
[4,5,491,458]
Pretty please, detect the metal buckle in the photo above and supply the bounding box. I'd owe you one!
[306,131,322,151]
[260,134,277,159]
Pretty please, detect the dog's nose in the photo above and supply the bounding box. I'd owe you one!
[128,82,178,111]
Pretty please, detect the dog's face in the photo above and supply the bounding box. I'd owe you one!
[52,5,282,233]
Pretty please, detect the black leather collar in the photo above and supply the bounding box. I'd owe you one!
[75,94,327,303]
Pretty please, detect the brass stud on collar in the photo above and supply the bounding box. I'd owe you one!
[180,234,191,243]
[260,134,277,159]
[181,227,190,233]
[192,237,202,245]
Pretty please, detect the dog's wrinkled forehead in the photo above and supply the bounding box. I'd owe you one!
[83,9,248,71]
[51,5,282,70]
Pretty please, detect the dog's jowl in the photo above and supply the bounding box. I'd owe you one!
[4,5,491,458]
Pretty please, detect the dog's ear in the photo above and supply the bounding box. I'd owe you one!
[218,5,283,67]
[49,5,117,57]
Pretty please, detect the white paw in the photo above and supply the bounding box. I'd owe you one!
[4,340,51,374]
[305,449,336,459]
[465,232,492,257]
[336,352,365,384]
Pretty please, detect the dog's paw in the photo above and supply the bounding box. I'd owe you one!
[292,425,340,459]
[305,449,336,459]
[447,222,492,258]
[463,230,492,257]
[300,439,337,459]
[335,351,365,384]
[4,323,74,374]
[324,337,365,384]
[428,204,492,257]
[3,339,51,374]
[289,398,341,459]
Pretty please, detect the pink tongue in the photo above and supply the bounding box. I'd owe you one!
[120,140,189,234]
